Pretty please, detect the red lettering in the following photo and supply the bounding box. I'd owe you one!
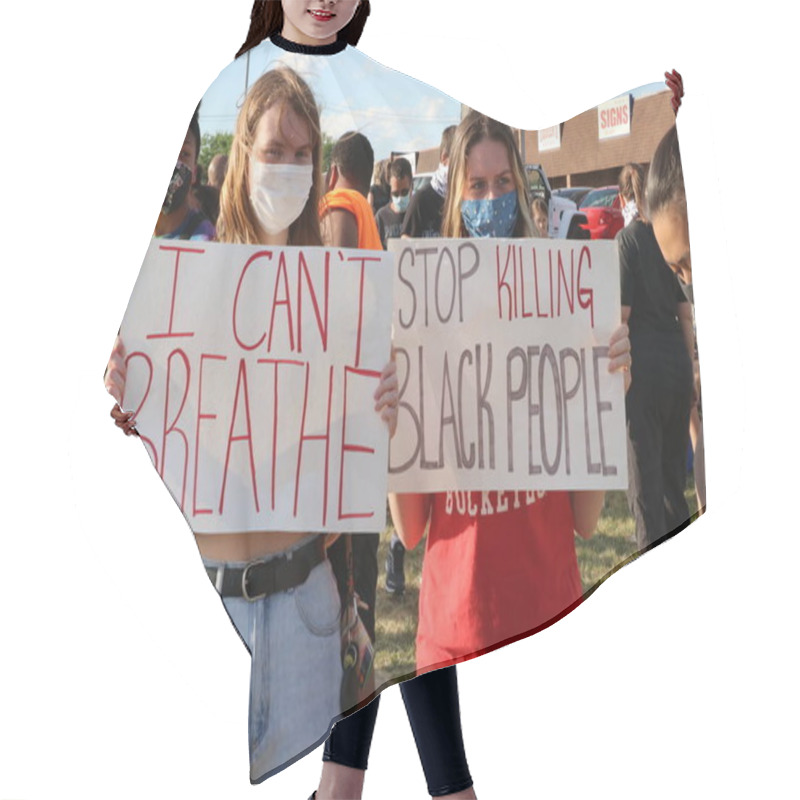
[193,354,226,516]
[258,358,305,510]
[233,250,272,351]
[161,348,191,511]
[298,251,329,353]
[557,250,575,316]
[123,351,158,469]
[268,251,295,352]
[577,246,595,327]
[147,245,202,339]
[533,249,548,319]
[338,366,380,520]
[347,255,381,367]
[496,245,513,320]
[218,359,260,515]
[520,245,532,319]
[294,363,334,524]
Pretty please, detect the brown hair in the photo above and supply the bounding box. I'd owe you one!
[646,125,686,222]
[439,125,456,162]
[441,112,534,239]
[217,66,323,246]
[618,162,647,222]
[236,1,371,59]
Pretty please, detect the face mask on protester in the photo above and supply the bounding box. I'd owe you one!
[162,161,193,215]
[392,193,411,213]
[461,191,518,238]
[622,198,639,227]
[249,162,314,235]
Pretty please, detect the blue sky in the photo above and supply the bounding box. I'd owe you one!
[198,42,665,163]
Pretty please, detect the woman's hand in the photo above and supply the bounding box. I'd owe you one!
[607,323,632,394]
[105,336,138,437]
[374,353,399,438]
[665,69,684,115]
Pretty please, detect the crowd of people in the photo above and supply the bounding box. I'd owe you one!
[105,0,698,795]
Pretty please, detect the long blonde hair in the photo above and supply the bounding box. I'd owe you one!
[441,112,534,239]
[217,66,323,246]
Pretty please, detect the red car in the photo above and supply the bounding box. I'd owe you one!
[579,186,624,239]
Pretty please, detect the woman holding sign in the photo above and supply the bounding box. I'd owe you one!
[390,111,633,670]
[107,61,399,783]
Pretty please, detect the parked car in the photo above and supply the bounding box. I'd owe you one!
[553,186,593,208]
[526,164,586,239]
[579,186,624,239]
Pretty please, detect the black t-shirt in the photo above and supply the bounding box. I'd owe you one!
[401,184,444,239]
[618,218,688,338]
[370,184,390,214]
[375,203,406,249]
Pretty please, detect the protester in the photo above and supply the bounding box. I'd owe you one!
[531,195,549,237]
[369,158,391,214]
[154,107,215,241]
[401,125,456,239]
[106,63,399,783]
[647,124,704,511]
[390,111,632,675]
[375,156,413,249]
[617,161,695,548]
[321,131,383,250]
[648,126,691,291]
[208,153,229,190]
[385,124,457,597]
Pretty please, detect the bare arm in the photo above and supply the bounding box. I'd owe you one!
[570,491,606,539]
[388,493,433,551]
[320,208,359,249]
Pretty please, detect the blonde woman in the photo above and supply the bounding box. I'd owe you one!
[106,64,398,783]
[391,111,632,671]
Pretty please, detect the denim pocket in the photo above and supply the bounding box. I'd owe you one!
[294,560,342,637]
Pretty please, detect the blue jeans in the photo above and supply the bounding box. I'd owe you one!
[208,545,343,782]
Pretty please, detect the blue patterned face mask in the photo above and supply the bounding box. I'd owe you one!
[461,190,519,238]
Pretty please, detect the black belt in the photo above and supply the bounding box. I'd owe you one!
[205,536,326,601]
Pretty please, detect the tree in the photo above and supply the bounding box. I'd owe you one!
[322,132,335,174]
[198,132,234,175]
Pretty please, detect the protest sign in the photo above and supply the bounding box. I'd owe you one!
[388,237,627,492]
[120,240,393,533]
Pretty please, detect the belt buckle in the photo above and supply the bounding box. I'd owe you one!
[241,559,268,602]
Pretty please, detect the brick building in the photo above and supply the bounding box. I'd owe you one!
[414,89,675,189]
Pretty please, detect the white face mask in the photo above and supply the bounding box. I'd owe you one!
[249,162,314,235]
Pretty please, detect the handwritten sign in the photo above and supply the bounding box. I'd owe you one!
[120,240,393,533]
[387,238,627,492]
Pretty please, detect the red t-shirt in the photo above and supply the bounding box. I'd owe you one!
[416,490,582,670]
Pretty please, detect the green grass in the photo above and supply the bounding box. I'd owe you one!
[373,480,700,685]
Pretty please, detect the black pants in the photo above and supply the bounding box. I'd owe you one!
[626,336,694,549]
[324,666,473,797]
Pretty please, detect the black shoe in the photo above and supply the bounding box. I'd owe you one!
[384,536,406,595]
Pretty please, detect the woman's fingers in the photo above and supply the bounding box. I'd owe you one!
[373,359,400,437]
[110,403,138,437]
[607,324,632,373]
[665,69,684,114]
